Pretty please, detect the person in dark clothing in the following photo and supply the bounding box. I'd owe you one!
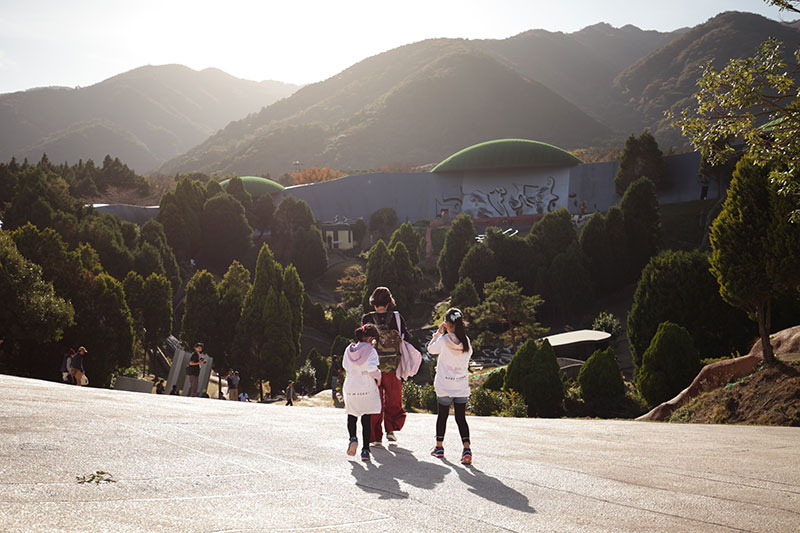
[155,379,165,394]
[61,348,77,384]
[361,286,410,444]
[285,380,295,406]
[187,342,207,397]
[169,385,179,395]
[69,347,87,386]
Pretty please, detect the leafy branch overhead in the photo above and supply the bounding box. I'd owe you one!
[672,37,800,219]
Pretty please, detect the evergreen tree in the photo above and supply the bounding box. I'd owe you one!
[226,176,253,218]
[0,232,74,376]
[709,158,800,363]
[369,207,399,241]
[620,177,662,276]
[290,225,328,281]
[578,347,626,414]
[78,214,134,279]
[390,241,420,311]
[139,219,181,292]
[200,193,252,275]
[205,179,224,197]
[615,130,667,195]
[458,243,498,297]
[579,212,613,294]
[468,276,546,349]
[133,241,165,280]
[141,273,173,362]
[216,261,252,371]
[627,250,753,370]
[450,277,480,312]
[260,288,297,390]
[181,270,220,351]
[604,206,630,288]
[252,194,275,237]
[361,240,395,311]
[282,265,305,359]
[504,339,563,417]
[438,213,476,290]
[388,222,423,265]
[637,321,701,406]
[545,241,594,324]
[157,177,207,261]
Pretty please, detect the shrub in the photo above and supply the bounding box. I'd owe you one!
[330,335,351,359]
[469,388,507,416]
[592,311,622,338]
[468,388,528,417]
[505,339,563,417]
[637,321,701,406]
[499,390,528,418]
[421,384,438,413]
[578,348,626,413]
[402,380,423,411]
[295,359,316,395]
[480,368,506,391]
[451,277,479,312]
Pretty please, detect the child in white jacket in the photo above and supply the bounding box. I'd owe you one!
[342,324,382,461]
[427,308,473,465]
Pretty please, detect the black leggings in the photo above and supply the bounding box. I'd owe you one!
[436,402,470,444]
[347,414,371,450]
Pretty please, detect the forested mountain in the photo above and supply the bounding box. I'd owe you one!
[614,11,800,145]
[160,41,612,176]
[0,65,298,172]
[163,11,795,177]
[476,22,685,131]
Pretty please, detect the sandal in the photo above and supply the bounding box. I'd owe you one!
[461,448,472,465]
[347,437,358,456]
[431,446,444,459]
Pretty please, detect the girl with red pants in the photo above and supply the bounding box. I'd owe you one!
[361,286,409,444]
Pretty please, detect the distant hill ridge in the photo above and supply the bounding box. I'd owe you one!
[0,64,299,172]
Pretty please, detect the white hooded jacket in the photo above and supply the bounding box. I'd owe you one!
[428,331,472,398]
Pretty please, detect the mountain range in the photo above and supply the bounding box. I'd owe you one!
[0,65,298,172]
[2,11,797,178]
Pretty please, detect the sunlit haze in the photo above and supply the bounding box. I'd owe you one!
[0,0,791,93]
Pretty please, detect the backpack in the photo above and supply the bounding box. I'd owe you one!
[367,312,403,372]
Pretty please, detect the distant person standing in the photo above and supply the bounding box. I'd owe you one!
[61,348,76,384]
[361,286,409,444]
[227,368,240,401]
[285,380,295,406]
[155,379,165,395]
[169,385,179,395]
[427,308,473,465]
[69,346,87,386]
[186,342,207,397]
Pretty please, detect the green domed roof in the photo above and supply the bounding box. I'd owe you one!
[220,176,284,197]
[432,139,582,173]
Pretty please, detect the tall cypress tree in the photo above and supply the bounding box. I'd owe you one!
[438,213,475,290]
[362,240,395,311]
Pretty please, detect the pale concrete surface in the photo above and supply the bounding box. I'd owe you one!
[1,374,798,533]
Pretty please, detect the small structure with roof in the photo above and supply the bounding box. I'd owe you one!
[319,218,355,250]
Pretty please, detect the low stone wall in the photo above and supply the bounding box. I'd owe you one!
[113,376,154,394]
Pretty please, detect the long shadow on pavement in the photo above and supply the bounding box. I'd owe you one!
[441,458,536,514]
[350,444,450,499]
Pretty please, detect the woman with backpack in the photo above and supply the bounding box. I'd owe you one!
[361,286,409,444]
[427,308,473,465]
[342,323,382,461]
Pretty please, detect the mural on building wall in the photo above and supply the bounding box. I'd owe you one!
[460,177,560,218]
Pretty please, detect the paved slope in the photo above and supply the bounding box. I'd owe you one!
[1,374,798,532]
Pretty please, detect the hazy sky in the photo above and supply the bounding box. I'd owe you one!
[0,0,793,94]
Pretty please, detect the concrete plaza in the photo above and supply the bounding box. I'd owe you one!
[1,374,798,532]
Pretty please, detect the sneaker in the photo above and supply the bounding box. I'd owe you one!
[370,440,382,446]
[361,448,370,461]
[347,438,358,457]
[386,432,397,442]
[431,446,444,459]
[461,448,472,465]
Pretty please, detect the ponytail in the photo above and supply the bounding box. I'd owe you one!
[445,308,470,352]
[355,323,380,343]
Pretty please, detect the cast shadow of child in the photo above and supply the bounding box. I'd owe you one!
[441,458,535,514]
[349,444,450,499]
